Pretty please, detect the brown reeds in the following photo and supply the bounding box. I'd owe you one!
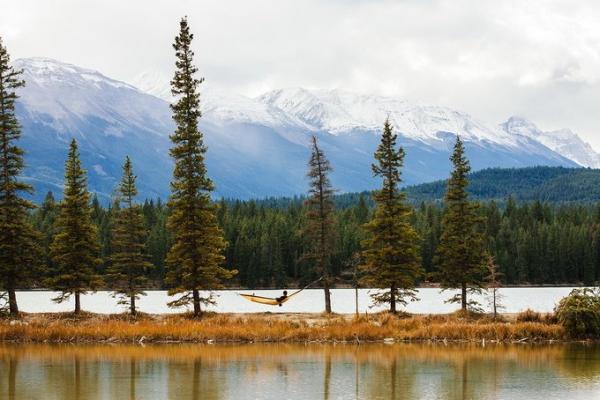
[0,312,565,343]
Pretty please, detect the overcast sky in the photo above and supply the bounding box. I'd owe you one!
[3,0,600,148]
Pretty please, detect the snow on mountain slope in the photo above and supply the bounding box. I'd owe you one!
[258,88,519,147]
[202,88,314,131]
[12,57,585,202]
[501,116,600,168]
[131,71,312,131]
[131,70,173,102]
[257,88,583,169]
[14,58,174,201]
[15,58,172,139]
[14,59,313,201]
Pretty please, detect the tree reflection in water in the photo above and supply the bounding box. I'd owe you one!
[0,343,599,399]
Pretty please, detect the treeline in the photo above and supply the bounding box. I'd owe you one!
[28,191,600,289]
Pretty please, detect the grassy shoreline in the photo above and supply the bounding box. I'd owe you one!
[0,311,572,344]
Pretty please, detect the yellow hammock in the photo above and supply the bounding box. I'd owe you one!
[238,277,323,307]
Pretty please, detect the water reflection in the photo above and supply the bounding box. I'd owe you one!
[1,343,599,399]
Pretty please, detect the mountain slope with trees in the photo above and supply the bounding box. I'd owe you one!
[406,166,600,203]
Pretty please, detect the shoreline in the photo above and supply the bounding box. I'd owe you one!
[0,311,579,344]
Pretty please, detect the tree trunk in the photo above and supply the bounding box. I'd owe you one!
[74,291,81,314]
[390,285,397,313]
[324,278,332,314]
[492,289,497,319]
[461,282,467,311]
[130,294,136,316]
[8,287,18,316]
[193,289,202,317]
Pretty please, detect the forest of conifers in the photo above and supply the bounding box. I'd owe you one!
[28,190,600,289]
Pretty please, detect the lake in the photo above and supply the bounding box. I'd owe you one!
[15,287,579,314]
[0,343,599,399]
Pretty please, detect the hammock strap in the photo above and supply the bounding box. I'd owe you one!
[287,276,324,297]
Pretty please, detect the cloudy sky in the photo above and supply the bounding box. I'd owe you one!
[3,0,600,148]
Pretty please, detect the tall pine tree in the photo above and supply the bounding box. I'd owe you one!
[360,120,423,313]
[48,139,102,314]
[0,37,41,316]
[303,135,336,313]
[107,157,152,315]
[434,136,487,311]
[165,17,235,317]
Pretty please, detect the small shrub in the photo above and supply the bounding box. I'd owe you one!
[452,309,484,321]
[516,309,542,323]
[555,288,600,338]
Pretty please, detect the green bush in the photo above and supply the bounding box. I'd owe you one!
[555,288,600,338]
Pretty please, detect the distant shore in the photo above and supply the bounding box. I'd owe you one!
[0,311,571,344]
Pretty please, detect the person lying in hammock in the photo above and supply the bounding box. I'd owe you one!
[239,277,322,306]
[275,290,288,306]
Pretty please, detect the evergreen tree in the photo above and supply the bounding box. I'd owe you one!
[165,17,235,317]
[31,191,58,279]
[354,194,370,224]
[434,136,487,311]
[107,157,152,315]
[303,135,336,313]
[0,37,41,316]
[360,120,423,313]
[48,139,102,313]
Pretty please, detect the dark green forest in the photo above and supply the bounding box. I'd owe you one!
[406,166,600,203]
[29,188,600,290]
[204,166,600,210]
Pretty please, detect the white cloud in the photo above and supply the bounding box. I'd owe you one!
[2,0,600,148]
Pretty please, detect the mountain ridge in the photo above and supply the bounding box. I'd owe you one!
[11,57,595,202]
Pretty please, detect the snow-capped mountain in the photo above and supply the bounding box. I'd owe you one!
[257,88,584,162]
[12,57,588,202]
[259,88,517,145]
[501,116,600,168]
[14,58,174,201]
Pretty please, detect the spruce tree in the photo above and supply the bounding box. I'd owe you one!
[165,17,235,317]
[354,194,370,224]
[434,136,487,311]
[31,191,58,280]
[303,135,336,313]
[48,139,102,313]
[107,157,152,315]
[0,37,41,316]
[360,120,423,313]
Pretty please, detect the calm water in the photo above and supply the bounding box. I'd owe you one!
[15,287,580,314]
[0,344,599,399]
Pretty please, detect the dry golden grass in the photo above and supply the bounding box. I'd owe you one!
[0,311,565,343]
[516,309,543,322]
